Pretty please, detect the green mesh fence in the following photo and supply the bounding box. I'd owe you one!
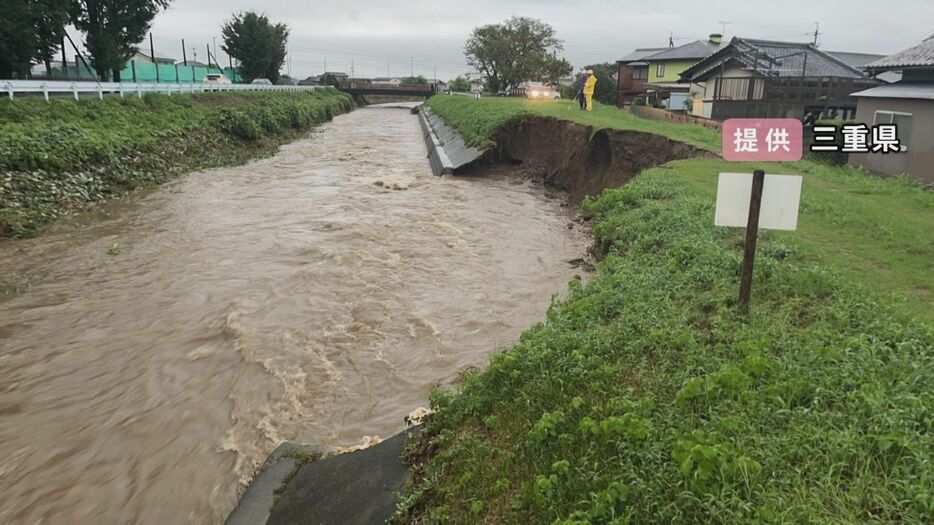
[70,59,243,83]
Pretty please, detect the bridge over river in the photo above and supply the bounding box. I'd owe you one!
[336,81,437,99]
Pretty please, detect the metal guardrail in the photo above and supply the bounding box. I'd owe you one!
[449,91,481,100]
[1,80,325,101]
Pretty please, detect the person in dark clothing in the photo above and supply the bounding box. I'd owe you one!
[577,70,589,110]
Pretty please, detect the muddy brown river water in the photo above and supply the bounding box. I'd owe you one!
[0,104,589,523]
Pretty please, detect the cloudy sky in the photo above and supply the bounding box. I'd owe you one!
[70,0,933,80]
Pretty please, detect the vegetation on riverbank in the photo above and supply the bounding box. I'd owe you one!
[397,96,934,523]
[0,89,353,238]
[426,95,721,151]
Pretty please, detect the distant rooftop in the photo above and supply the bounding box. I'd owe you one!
[643,39,722,62]
[618,47,668,63]
[681,37,867,81]
[865,37,934,71]
[852,83,934,101]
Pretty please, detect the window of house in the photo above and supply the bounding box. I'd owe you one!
[633,68,647,80]
[873,110,913,150]
[656,63,665,78]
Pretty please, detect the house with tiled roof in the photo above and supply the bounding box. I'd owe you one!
[848,36,934,184]
[615,47,667,106]
[679,37,880,120]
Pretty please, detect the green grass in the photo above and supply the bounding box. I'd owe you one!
[398,94,934,524]
[0,89,354,238]
[426,95,722,151]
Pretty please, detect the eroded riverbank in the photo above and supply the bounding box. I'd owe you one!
[0,104,589,523]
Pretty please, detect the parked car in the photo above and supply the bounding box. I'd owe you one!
[526,87,560,100]
[203,74,231,85]
[251,78,273,85]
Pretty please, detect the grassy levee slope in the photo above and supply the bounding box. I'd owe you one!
[0,89,354,238]
[398,97,934,524]
[426,95,721,151]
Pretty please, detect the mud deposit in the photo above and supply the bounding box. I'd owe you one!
[0,105,589,523]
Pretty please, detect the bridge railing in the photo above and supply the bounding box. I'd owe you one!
[1,79,327,101]
[338,82,435,93]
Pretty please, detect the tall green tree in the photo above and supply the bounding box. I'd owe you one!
[0,0,36,78]
[35,0,71,75]
[464,17,567,93]
[221,12,289,83]
[0,0,71,79]
[448,76,470,92]
[70,0,171,81]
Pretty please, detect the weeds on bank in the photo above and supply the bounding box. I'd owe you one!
[396,167,933,524]
[0,89,353,238]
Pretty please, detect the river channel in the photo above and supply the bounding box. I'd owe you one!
[0,103,589,523]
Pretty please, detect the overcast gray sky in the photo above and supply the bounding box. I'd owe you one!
[71,0,934,80]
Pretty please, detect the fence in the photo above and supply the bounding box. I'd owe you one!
[2,80,324,101]
[630,104,723,130]
[33,59,243,84]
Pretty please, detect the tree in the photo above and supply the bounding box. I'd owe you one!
[0,0,70,79]
[70,0,171,81]
[318,73,341,87]
[0,0,36,78]
[542,54,572,87]
[221,11,289,83]
[464,17,567,93]
[402,75,428,85]
[448,76,470,92]
[35,0,70,75]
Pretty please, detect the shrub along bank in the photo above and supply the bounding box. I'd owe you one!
[396,97,933,523]
[0,89,354,238]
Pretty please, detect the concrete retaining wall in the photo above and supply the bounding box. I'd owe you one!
[630,105,723,130]
[418,106,455,176]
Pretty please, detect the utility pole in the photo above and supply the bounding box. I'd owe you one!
[288,47,292,77]
[669,30,674,48]
[150,33,159,83]
[207,44,212,69]
[213,37,217,62]
[351,59,355,80]
[181,38,187,66]
[387,60,390,76]
[324,57,327,73]
[410,56,414,77]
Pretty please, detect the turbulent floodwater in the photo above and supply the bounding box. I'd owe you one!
[0,104,589,523]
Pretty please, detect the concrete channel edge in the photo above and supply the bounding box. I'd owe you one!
[418,105,455,176]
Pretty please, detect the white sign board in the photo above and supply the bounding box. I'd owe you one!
[715,173,802,231]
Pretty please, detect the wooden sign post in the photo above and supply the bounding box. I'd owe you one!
[715,170,802,315]
[738,170,765,314]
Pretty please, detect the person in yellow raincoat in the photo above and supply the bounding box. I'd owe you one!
[583,69,597,111]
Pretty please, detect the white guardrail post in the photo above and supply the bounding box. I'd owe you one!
[0,80,326,100]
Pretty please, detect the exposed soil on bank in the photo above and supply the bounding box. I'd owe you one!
[493,115,714,204]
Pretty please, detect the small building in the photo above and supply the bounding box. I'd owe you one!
[615,47,667,107]
[131,49,176,65]
[680,37,880,120]
[371,76,404,85]
[848,37,934,184]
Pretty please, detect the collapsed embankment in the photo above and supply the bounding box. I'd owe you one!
[492,115,713,204]
[394,103,933,524]
[0,89,354,238]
